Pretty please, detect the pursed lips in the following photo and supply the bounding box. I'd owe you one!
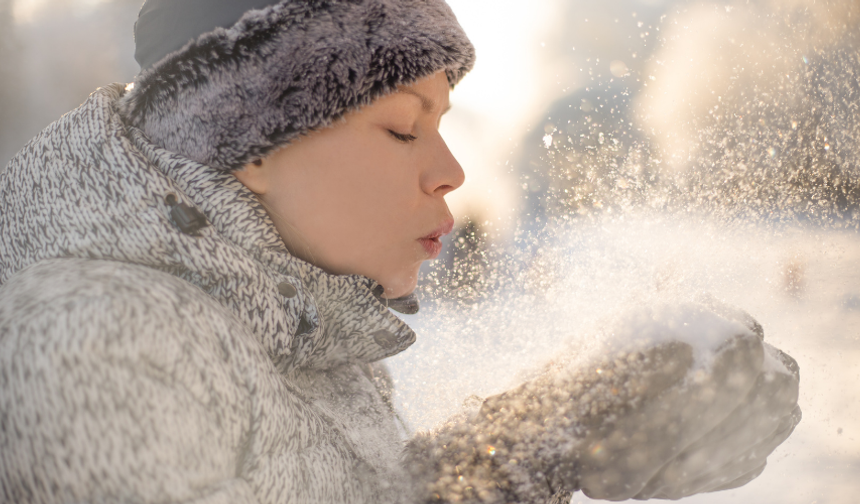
[417,219,454,258]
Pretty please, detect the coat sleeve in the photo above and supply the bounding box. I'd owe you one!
[0,259,262,504]
[402,339,711,504]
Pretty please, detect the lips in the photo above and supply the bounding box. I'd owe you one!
[418,219,454,259]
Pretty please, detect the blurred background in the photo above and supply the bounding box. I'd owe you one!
[2,0,859,502]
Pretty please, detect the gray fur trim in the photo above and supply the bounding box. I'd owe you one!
[117,0,475,172]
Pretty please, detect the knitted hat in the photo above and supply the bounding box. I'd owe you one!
[117,0,476,172]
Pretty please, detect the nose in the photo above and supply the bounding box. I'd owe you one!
[421,133,465,197]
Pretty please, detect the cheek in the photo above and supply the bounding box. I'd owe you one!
[274,135,422,269]
[342,155,416,225]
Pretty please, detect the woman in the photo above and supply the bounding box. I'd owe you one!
[0,0,800,503]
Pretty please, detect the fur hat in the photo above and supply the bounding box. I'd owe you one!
[117,0,475,172]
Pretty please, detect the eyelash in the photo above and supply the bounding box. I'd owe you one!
[388,130,418,143]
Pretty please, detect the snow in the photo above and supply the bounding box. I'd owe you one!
[388,215,860,503]
[595,302,754,371]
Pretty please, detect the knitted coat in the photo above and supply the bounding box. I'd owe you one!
[0,84,434,504]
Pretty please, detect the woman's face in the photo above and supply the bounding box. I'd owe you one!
[233,71,463,298]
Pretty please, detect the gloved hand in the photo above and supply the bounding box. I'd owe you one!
[629,340,800,499]
[447,300,799,503]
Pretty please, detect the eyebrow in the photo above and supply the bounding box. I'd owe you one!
[398,88,451,114]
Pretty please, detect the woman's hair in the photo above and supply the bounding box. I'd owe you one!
[117,0,475,172]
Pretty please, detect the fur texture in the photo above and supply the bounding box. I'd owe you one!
[117,0,476,172]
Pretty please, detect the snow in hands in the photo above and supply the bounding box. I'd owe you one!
[406,300,800,502]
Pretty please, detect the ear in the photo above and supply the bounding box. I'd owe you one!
[233,159,269,195]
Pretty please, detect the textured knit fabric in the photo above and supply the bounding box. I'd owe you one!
[119,0,476,172]
[0,84,418,504]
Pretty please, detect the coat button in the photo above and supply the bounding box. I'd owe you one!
[278,282,298,298]
[371,330,398,350]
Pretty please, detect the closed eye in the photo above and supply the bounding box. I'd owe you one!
[388,130,418,143]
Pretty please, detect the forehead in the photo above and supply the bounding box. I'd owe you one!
[392,72,451,113]
[398,88,438,112]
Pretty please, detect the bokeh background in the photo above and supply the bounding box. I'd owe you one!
[2,0,859,502]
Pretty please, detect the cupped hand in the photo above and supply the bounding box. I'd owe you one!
[477,301,800,502]
[628,341,801,500]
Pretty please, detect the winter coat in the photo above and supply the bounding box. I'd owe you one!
[0,83,437,504]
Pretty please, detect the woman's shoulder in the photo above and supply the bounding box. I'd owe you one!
[0,257,258,364]
[4,84,128,172]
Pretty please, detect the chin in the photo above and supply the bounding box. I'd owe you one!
[378,265,420,299]
[381,281,417,299]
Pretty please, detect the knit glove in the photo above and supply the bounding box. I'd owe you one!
[406,301,800,503]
